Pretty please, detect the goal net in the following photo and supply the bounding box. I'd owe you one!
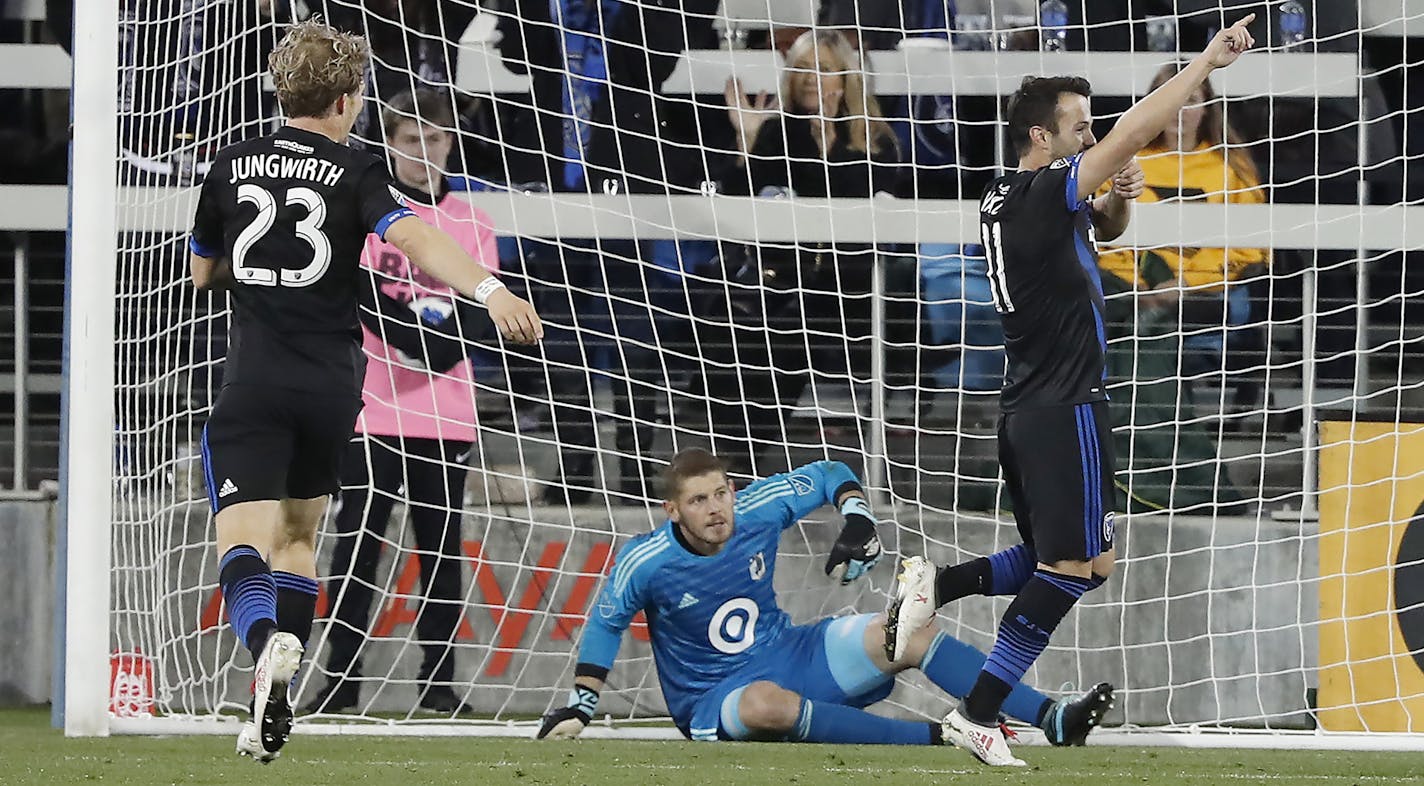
[68,0,1424,747]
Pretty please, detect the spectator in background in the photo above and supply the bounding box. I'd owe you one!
[117,0,297,183]
[502,0,721,505]
[303,91,498,717]
[318,0,506,180]
[1096,64,1261,513]
[702,29,901,477]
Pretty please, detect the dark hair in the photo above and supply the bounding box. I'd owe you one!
[381,89,457,142]
[661,448,729,500]
[1005,75,1092,157]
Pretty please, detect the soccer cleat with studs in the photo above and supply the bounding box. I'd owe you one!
[884,556,938,661]
[942,708,1027,767]
[237,632,302,763]
[1041,682,1114,746]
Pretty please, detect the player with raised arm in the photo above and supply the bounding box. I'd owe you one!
[536,448,1111,746]
[883,16,1258,766]
[186,19,540,762]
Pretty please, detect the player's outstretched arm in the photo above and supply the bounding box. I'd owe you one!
[771,460,884,584]
[538,535,653,739]
[1075,13,1256,202]
[383,215,544,344]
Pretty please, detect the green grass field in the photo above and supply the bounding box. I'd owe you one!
[3,708,1420,786]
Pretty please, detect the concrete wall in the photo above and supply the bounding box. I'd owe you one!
[8,498,1320,729]
[0,502,55,705]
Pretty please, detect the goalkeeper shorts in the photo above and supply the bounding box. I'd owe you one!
[685,613,894,741]
[200,383,363,512]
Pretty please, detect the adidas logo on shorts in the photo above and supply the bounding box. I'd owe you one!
[218,479,239,498]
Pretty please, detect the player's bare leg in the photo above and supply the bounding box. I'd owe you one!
[215,499,282,559]
[240,496,327,762]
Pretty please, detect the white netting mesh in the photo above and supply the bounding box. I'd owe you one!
[101,0,1424,739]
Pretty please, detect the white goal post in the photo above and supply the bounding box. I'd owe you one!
[59,0,1424,750]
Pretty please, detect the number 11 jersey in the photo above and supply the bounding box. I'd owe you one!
[188,126,414,396]
[979,152,1110,412]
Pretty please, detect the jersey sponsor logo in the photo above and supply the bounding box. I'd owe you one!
[788,473,816,496]
[677,592,699,609]
[218,478,239,498]
[707,597,759,654]
[387,184,410,206]
[748,552,766,581]
[273,138,314,155]
[1102,511,1116,544]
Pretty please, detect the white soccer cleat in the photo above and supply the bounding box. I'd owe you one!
[884,556,938,662]
[942,708,1027,767]
[239,632,303,764]
[235,721,277,763]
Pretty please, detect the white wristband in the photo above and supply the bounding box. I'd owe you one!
[472,276,506,306]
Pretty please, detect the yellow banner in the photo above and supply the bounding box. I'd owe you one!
[1318,419,1424,732]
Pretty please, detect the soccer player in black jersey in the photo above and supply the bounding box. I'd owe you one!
[884,15,1258,766]
[186,19,540,762]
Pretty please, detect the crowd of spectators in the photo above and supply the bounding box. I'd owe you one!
[6,0,1422,513]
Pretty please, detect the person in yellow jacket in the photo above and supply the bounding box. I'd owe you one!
[1096,63,1264,514]
[1098,63,1268,305]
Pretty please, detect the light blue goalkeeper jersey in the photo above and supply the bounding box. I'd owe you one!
[576,460,859,728]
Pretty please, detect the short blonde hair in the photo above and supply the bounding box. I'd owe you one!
[269,18,369,119]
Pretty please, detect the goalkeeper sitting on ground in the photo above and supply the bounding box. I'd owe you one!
[538,448,1112,745]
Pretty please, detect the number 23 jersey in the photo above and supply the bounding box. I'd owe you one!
[188,126,415,396]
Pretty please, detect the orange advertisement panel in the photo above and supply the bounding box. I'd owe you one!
[1317,419,1424,732]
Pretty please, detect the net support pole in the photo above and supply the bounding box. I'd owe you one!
[868,253,888,508]
[62,0,119,737]
[1353,89,1371,408]
[1299,263,1320,520]
[13,232,28,489]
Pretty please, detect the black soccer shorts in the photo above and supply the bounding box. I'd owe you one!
[998,400,1116,564]
[200,383,363,512]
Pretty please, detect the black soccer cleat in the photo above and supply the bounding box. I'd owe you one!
[1040,682,1114,746]
[260,689,295,755]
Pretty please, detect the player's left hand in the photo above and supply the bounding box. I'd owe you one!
[485,288,544,344]
[1111,159,1145,200]
[826,519,883,585]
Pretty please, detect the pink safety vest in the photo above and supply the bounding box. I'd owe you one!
[355,190,498,443]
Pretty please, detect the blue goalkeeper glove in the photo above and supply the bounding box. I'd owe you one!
[537,685,598,740]
[825,496,883,585]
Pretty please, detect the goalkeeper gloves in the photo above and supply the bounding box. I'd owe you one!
[825,496,883,585]
[536,684,599,740]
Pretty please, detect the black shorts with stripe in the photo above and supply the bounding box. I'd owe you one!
[200,383,363,512]
[998,400,1115,564]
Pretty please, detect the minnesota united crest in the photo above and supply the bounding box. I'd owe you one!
[748,552,766,581]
